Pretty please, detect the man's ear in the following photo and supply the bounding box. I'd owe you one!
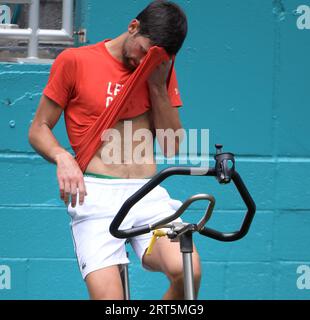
[128,19,140,34]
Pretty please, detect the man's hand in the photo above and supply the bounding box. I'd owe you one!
[55,152,87,207]
[148,60,172,89]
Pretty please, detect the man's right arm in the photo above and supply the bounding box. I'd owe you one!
[28,94,86,207]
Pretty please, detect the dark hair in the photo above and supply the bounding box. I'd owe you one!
[136,0,188,55]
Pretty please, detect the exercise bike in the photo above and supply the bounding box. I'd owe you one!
[110,145,256,300]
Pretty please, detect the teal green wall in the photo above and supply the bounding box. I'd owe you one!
[0,0,309,300]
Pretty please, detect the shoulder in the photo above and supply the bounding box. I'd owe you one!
[68,42,105,58]
[53,47,77,67]
[55,42,102,61]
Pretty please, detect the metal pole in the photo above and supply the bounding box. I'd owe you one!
[179,230,196,300]
[28,0,39,59]
[183,252,195,300]
[62,0,73,36]
[121,263,130,300]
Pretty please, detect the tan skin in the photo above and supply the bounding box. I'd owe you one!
[29,19,201,300]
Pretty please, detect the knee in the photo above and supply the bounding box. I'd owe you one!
[166,261,201,288]
[167,267,184,288]
[88,284,124,300]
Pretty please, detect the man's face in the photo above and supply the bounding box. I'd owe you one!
[122,33,153,71]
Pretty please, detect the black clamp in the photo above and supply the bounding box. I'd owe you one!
[214,144,235,184]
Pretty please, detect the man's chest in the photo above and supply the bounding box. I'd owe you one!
[73,66,151,117]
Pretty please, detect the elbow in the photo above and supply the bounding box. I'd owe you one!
[28,123,37,149]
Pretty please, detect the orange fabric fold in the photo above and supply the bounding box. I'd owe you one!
[75,46,171,172]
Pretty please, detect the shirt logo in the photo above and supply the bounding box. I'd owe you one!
[106,82,124,108]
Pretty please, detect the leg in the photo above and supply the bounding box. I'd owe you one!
[68,178,133,300]
[142,237,201,300]
[85,265,124,300]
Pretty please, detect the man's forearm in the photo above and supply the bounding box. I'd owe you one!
[29,123,70,164]
[149,85,184,156]
[149,85,182,130]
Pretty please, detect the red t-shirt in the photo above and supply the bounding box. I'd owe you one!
[43,40,183,169]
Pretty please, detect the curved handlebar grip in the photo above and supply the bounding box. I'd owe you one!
[196,194,216,231]
[151,193,216,231]
[199,171,256,241]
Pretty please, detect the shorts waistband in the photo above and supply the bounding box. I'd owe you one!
[84,172,123,179]
[83,172,153,185]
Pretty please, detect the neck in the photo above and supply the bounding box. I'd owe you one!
[105,33,127,63]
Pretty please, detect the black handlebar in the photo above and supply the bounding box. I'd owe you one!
[109,145,256,242]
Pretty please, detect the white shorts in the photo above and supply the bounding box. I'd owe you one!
[67,176,183,280]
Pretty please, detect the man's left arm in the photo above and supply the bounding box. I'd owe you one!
[148,61,184,157]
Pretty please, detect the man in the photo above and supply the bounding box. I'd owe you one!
[29,0,201,300]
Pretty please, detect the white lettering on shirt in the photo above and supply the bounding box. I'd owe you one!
[106,82,124,108]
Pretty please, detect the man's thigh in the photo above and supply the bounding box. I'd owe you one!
[85,265,124,300]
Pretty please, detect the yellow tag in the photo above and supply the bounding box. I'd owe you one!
[146,230,167,255]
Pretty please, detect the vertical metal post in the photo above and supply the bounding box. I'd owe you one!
[121,263,130,300]
[180,231,196,300]
[28,0,39,59]
[120,249,130,300]
[62,0,73,36]
[182,252,195,300]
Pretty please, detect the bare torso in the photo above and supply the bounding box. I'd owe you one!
[85,111,157,178]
